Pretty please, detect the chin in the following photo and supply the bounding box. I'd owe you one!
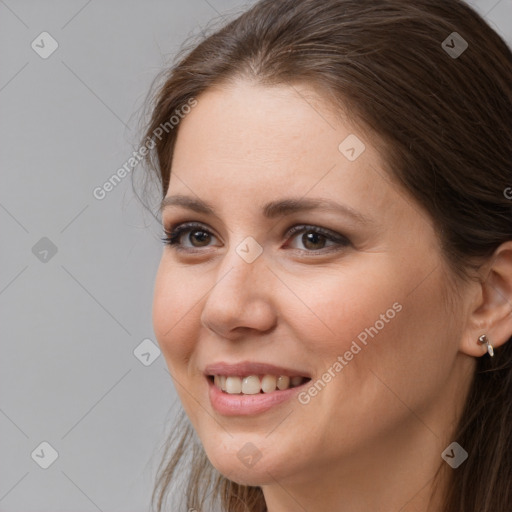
[201,436,298,487]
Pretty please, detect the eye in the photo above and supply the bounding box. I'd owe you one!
[162,222,351,254]
[161,222,219,251]
[284,225,351,252]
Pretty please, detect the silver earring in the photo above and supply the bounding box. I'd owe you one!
[478,334,494,357]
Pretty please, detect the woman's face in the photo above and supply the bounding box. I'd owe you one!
[152,80,472,489]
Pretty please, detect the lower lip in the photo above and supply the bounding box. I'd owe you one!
[207,377,308,416]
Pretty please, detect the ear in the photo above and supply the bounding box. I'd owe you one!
[460,240,512,357]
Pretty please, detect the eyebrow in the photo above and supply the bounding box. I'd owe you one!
[160,194,373,225]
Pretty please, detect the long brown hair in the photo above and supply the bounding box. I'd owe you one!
[139,1,512,510]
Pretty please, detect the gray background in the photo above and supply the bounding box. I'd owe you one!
[1,1,511,511]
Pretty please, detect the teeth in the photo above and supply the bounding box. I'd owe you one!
[225,376,242,394]
[214,375,227,391]
[213,374,306,394]
[242,376,261,394]
[261,375,277,393]
[290,376,303,387]
[276,376,290,390]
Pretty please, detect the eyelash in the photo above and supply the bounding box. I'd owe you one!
[161,221,351,254]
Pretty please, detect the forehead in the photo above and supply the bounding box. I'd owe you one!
[167,80,420,231]
[172,82,372,182]
[173,80,350,165]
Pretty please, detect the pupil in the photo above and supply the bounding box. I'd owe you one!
[191,230,210,246]
[303,232,325,249]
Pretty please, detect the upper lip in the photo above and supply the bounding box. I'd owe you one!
[204,361,311,378]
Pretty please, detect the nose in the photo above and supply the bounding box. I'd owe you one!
[200,246,277,339]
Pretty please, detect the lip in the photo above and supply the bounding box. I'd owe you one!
[207,376,310,416]
[204,361,312,378]
[204,361,312,416]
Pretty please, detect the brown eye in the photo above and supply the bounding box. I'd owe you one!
[188,230,211,247]
[301,232,328,250]
[162,222,350,254]
[162,223,219,250]
[286,225,351,252]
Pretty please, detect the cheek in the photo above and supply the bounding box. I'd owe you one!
[283,257,452,411]
[280,262,404,360]
[152,259,200,370]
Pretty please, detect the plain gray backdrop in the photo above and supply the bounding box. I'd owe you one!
[1,0,511,511]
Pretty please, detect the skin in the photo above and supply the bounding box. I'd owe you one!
[152,79,512,512]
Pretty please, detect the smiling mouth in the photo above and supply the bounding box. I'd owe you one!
[208,374,311,395]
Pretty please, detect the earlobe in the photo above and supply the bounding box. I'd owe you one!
[460,241,512,358]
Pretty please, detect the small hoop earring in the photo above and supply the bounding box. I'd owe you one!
[478,334,494,357]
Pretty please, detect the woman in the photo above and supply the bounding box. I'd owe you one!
[139,0,512,510]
